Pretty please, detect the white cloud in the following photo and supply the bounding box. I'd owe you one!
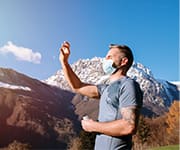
[0,41,42,64]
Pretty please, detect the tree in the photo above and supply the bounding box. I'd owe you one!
[79,130,96,150]
[6,140,31,150]
[136,115,151,145]
[166,100,180,144]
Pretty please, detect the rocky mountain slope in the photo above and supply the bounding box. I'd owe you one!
[0,68,80,149]
[45,57,179,117]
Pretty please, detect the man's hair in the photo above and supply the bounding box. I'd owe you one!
[109,44,134,71]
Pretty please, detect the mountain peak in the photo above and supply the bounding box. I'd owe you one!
[45,57,179,116]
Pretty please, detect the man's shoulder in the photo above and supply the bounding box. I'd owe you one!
[121,76,137,85]
[121,77,142,92]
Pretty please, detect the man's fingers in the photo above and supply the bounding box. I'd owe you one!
[60,47,65,54]
[61,44,69,49]
[62,41,70,49]
[63,41,70,47]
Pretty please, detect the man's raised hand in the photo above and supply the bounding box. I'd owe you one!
[59,41,70,64]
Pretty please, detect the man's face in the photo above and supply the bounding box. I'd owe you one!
[105,47,123,67]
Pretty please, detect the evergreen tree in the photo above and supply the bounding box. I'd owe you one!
[79,130,96,150]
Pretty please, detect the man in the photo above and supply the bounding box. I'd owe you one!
[59,41,143,150]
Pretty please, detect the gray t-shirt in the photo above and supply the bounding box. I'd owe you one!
[95,76,143,150]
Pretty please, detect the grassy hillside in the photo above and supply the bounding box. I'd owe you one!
[150,145,179,150]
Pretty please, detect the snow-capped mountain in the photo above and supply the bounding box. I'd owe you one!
[45,57,179,116]
[170,81,180,91]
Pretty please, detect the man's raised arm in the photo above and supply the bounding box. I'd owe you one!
[59,41,99,99]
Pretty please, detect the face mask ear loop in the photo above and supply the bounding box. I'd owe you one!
[111,57,125,74]
[117,56,127,68]
[112,57,123,69]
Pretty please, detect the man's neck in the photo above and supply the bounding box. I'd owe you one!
[109,70,126,82]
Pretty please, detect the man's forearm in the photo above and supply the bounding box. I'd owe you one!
[93,107,139,136]
[61,61,100,98]
[82,106,139,136]
[61,62,83,91]
[92,119,134,136]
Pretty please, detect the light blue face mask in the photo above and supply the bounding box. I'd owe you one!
[102,59,117,75]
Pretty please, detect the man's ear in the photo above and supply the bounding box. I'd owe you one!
[121,57,128,66]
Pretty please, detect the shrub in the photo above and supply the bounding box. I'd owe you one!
[6,140,31,150]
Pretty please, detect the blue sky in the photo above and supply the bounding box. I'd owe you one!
[0,0,179,81]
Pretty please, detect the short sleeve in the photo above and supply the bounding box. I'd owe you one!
[96,84,108,96]
[119,79,143,109]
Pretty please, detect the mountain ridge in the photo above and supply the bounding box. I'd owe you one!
[45,57,179,116]
[0,67,79,149]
